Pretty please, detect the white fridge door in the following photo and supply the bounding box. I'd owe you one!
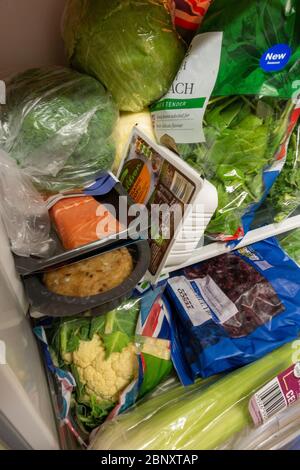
[0,218,59,450]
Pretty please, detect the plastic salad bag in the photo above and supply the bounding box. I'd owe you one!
[151,0,300,242]
[0,149,54,257]
[89,341,299,450]
[279,228,300,266]
[268,124,300,223]
[165,236,300,380]
[34,289,173,443]
[0,67,118,193]
[62,0,186,112]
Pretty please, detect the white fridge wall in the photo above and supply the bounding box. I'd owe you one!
[0,0,65,445]
[0,0,67,78]
[0,231,59,449]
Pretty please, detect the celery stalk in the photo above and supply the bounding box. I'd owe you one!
[89,341,299,450]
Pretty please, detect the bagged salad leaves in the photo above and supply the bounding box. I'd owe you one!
[62,0,186,112]
[268,124,300,223]
[89,340,299,450]
[0,67,118,193]
[164,236,300,380]
[151,0,300,241]
[279,228,300,266]
[34,290,173,442]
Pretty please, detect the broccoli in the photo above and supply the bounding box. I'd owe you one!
[0,67,118,193]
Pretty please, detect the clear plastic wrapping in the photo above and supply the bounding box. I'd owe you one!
[220,400,300,450]
[88,341,297,450]
[62,0,186,112]
[0,149,54,257]
[268,124,300,223]
[0,67,118,193]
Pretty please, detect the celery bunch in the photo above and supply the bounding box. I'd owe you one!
[89,341,298,450]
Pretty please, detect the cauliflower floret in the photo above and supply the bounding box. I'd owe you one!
[73,334,103,368]
[73,335,138,403]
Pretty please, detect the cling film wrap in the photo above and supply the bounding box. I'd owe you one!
[0,149,55,258]
[165,237,300,380]
[0,67,118,193]
[151,0,300,242]
[220,399,300,450]
[33,290,173,444]
[88,341,300,450]
[62,0,186,113]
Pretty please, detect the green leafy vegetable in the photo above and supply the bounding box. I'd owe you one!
[179,96,294,237]
[201,0,300,99]
[62,0,186,112]
[268,126,300,222]
[279,229,300,265]
[0,67,118,192]
[49,300,140,431]
[103,331,131,359]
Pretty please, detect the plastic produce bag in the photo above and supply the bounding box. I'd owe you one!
[165,237,300,380]
[62,0,186,112]
[34,289,173,442]
[279,229,300,266]
[152,0,300,241]
[220,400,300,450]
[268,124,300,223]
[0,149,54,257]
[89,341,299,450]
[0,67,118,193]
[180,99,298,240]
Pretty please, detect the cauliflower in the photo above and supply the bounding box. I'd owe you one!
[64,334,139,403]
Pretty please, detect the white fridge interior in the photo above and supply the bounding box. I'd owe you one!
[0,0,66,449]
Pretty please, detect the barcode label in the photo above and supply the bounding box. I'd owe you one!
[251,378,287,424]
[170,171,194,203]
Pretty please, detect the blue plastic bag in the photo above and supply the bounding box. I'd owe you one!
[165,237,300,382]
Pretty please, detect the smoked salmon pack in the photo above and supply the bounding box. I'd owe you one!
[13,173,148,276]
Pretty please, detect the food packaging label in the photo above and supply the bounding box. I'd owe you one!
[151,32,223,144]
[118,128,204,281]
[249,363,300,426]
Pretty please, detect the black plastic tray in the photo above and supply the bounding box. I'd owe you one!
[24,240,150,317]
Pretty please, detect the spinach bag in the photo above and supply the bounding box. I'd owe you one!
[152,0,300,242]
[268,124,300,223]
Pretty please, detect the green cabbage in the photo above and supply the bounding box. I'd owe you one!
[0,67,118,193]
[62,0,186,112]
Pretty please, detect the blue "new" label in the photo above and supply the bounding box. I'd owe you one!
[260,44,292,72]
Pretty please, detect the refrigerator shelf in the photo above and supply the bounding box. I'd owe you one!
[161,213,300,276]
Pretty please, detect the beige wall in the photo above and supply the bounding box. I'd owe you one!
[0,0,67,78]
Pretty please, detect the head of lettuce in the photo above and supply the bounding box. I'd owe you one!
[62,0,186,112]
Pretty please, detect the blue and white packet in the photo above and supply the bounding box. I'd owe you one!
[164,237,300,382]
